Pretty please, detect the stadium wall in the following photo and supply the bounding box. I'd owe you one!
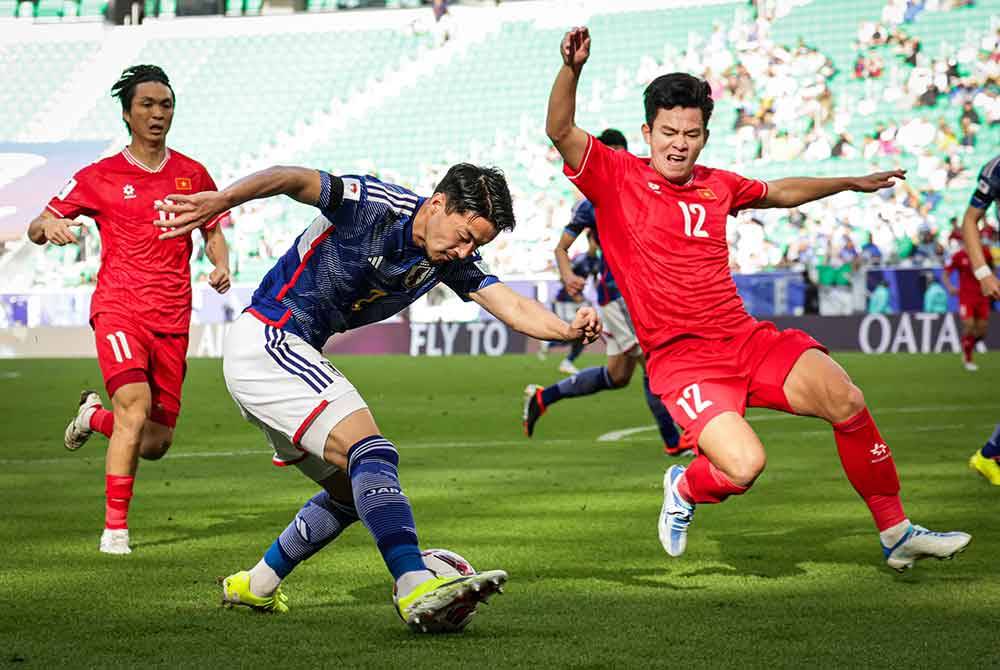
[2,312,996,358]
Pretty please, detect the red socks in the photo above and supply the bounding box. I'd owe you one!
[678,454,749,504]
[105,474,134,530]
[833,407,905,531]
[89,408,114,439]
[962,334,975,363]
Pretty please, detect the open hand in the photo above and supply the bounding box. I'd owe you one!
[155,192,227,240]
[851,169,906,193]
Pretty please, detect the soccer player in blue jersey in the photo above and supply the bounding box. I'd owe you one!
[538,241,600,373]
[156,163,601,631]
[523,129,683,455]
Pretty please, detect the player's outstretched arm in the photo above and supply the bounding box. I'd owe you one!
[27,210,85,246]
[155,166,323,240]
[758,170,906,209]
[201,224,231,294]
[961,204,1000,299]
[469,283,601,343]
[554,231,585,296]
[546,26,592,172]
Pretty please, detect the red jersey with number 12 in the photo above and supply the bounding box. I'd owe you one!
[564,134,767,351]
[46,147,227,333]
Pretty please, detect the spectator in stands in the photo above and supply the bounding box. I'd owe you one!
[959,116,978,148]
[868,281,893,313]
[922,271,948,314]
[960,100,981,126]
[912,225,945,264]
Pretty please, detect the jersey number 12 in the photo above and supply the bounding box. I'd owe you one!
[678,201,708,238]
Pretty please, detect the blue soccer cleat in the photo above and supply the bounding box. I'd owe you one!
[882,524,971,572]
[658,465,695,557]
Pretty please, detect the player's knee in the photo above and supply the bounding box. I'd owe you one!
[826,381,865,424]
[728,451,767,488]
[140,439,172,460]
[607,368,631,388]
[113,403,148,435]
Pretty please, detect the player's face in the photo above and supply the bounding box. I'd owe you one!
[124,82,174,143]
[642,107,708,184]
[424,194,498,265]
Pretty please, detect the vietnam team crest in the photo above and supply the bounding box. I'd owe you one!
[697,188,717,200]
[175,177,192,191]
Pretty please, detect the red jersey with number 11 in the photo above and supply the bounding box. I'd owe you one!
[46,147,227,334]
[564,134,768,351]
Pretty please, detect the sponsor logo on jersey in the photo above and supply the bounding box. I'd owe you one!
[698,188,717,200]
[978,179,990,195]
[647,181,661,192]
[56,178,77,200]
[403,260,434,289]
[175,177,192,191]
[343,177,362,202]
[368,255,384,269]
[123,184,136,200]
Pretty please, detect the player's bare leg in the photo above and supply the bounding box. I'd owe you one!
[101,382,151,554]
[960,317,980,371]
[782,349,970,571]
[659,412,763,556]
[138,420,174,461]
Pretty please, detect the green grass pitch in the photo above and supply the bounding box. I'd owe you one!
[2,353,998,668]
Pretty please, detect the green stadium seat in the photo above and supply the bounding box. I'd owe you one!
[34,0,63,18]
[0,0,18,15]
[61,0,77,16]
[77,0,105,16]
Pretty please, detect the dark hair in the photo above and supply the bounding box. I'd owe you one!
[643,72,714,128]
[433,164,515,234]
[111,64,174,134]
[597,128,628,151]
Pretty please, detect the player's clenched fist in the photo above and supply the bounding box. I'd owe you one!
[209,265,231,294]
[570,305,601,344]
[561,26,591,71]
[980,273,1000,300]
[42,219,85,246]
[154,191,228,240]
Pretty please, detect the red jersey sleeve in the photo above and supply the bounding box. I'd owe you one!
[194,165,230,232]
[562,133,625,206]
[45,168,99,219]
[717,170,768,215]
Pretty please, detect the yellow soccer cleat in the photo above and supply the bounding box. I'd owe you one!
[394,570,507,634]
[969,451,1000,486]
[221,571,289,613]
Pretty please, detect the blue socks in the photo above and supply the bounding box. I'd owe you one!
[981,424,1000,460]
[566,340,585,362]
[347,435,426,579]
[541,366,613,407]
[264,490,358,578]
[643,374,680,448]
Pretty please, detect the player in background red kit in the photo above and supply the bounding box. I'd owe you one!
[545,27,970,572]
[942,230,993,371]
[26,65,231,555]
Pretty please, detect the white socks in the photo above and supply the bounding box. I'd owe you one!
[879,519,911,547]
[248,558,282,598]
[395,569,436,599]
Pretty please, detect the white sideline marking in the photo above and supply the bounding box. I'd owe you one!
[597,404,996,442]
[0,372,21,379]
[0,438,575,466]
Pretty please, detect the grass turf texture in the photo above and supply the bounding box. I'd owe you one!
[1,353,997,669]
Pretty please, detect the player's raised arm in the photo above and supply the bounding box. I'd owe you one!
[960,203,1000,299]
[27,209,85,246]
[155,166,327,240]
[756,170,906,209]
[546,27,592,171]
[469,282,601,344]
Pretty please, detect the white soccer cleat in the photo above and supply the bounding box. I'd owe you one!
[64,390,102,451]
[100,528,132,555]
[658,465,695,557]
[963,361,979,372]
[882,524,970,572]
[558,359,580,375]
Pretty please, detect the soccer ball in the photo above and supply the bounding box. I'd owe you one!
[421,548,476,578]
[409,548,479,634]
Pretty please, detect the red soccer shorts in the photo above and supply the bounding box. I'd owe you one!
[647,321,827,451]
[959,299,990,321]
[92,313,188,427]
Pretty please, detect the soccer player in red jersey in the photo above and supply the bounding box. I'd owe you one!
[942,230,993,371]
[26,65,231,555]
[545,27,970,571]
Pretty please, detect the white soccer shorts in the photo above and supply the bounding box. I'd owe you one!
[223,312,369,482]
[600,298,641,357]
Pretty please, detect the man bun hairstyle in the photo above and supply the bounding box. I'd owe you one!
[111,64,174,134]
[433,164,516,234]
[597,128,628,150]
[643,72,714,128]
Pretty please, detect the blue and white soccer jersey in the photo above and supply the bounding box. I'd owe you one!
[971,154,1000,213]
[224,172,500,481]
[564,198,639,357]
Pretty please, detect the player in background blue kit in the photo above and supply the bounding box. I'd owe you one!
[524,129,683,455]
[156,163,601,632]
[961,154,1000,484]
[538,240,600,374]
